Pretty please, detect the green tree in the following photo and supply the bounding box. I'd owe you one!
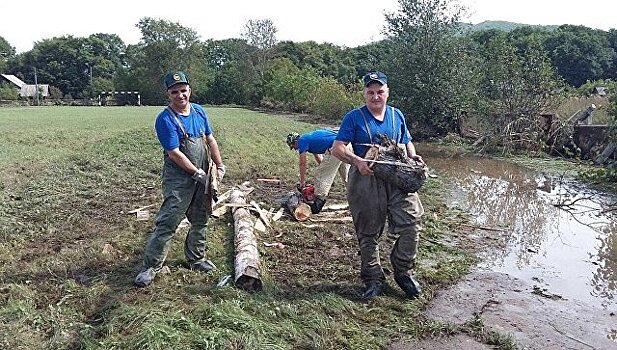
[202,38,259,105]
[543,25,616,87]
[476,36,564,152]
[385,0,480,136]
[272,41,357,86]
[125,17,207,104]
[0,35,16,72]
[242,18,277,80]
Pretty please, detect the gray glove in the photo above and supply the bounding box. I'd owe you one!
[217,164,227,181]
[192,168,208,185]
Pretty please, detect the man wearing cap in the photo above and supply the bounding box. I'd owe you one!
[134,70,226,287]
[286,129,350,213]
[332,71,424,300]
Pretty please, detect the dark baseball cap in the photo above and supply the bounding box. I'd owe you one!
[363,71,388,86]
[164,71,189,89]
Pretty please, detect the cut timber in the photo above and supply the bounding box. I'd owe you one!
[257,178,281,185]
[284,193,312,221]
[230,189,263,292]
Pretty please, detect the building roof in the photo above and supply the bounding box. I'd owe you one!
[0,74,26,88]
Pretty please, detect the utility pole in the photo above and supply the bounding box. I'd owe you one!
[86,63,93,99]
[89,64,93,98]
[34,67,39,106]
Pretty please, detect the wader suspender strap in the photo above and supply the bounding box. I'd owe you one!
[358,106,398,145]
[390,106,398,142]
[358,107,374,146]
[166,105,191,141]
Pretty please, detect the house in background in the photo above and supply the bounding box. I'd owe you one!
[0,73,49,98]
[592,86,608,96]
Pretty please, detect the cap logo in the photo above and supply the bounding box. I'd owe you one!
[173,74,181,81]
[369,73,378,79]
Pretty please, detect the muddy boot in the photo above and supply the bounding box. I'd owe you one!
[134,267,158,288]
[187,260,217,273]
[361,281,385,300]
[393,274,421,299]
[309,197,326,214]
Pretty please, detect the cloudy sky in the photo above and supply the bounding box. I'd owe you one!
[1,0,615,53]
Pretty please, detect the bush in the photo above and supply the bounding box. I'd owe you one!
[305,77,362,121]
[0,84,19,100]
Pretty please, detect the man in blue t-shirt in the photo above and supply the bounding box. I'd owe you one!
[332,71,424,300]
[134,70,226,288]
[286,129,350,213]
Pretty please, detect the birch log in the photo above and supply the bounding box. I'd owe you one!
[230,189,263,292]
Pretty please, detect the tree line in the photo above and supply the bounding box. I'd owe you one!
[1,0,616,144]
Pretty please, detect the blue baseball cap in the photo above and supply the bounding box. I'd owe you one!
[164,71,189,89]
[363,71,388,86]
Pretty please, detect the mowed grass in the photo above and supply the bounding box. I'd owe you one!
[0,106,481,349]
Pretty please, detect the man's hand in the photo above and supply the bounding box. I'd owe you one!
[217,164,227,181]
[409,154,424,165]
[192,168,208,185]
[354,159,374,176]
[296,182,305,192]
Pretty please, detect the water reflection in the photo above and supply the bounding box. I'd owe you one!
[419,145,617,308]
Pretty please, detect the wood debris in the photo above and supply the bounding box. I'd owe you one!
[309,216,353,223]
[127,204,156,214]
[263,242,285,249]
[250,201,272,229]
[257,178,281,185]
[272,207,285,222]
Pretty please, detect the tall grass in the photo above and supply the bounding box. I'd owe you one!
[0,106,503,349]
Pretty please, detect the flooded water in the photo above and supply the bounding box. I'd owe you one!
[420,145,617,309]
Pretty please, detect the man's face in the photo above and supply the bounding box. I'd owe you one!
[167,83,191,110]
[363,82,389,111]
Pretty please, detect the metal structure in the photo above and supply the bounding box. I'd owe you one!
[97,91,141,106]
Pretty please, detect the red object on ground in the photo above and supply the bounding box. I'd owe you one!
[301,184,316,202]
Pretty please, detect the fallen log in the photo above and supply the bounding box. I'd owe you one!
[230,189,263,292]
[594,143,616,165]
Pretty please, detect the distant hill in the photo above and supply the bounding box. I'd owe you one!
[461,20,560,32]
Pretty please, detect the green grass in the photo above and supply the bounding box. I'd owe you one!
[0,106,506,349]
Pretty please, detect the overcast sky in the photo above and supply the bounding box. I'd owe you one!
[1,0,615,53]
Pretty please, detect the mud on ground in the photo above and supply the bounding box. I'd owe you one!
[389,224,617,350]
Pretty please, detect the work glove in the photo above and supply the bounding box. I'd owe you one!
[217,164,227,181]
[192,168,208,185]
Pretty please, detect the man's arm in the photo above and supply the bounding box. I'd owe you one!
[313,153,323,164]
[332,140,373,176]
[405,142,424,164]
[205,134,223,167]
[167,148,200,175]
[299,152,308,185]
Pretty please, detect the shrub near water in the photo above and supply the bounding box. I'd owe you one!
[0,106,479,349]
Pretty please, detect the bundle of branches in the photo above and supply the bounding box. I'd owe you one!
[365,134,428,193]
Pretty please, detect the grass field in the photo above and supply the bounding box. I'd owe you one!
[0,106,506,349]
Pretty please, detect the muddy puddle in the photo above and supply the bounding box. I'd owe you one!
[420,145,617,310]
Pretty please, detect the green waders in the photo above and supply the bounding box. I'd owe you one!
[142,135,212,270]
[347,166,424,285]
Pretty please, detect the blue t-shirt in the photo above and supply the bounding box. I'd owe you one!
[155,103,213,151]
[336,105,412,156]
[297,129,337,154]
